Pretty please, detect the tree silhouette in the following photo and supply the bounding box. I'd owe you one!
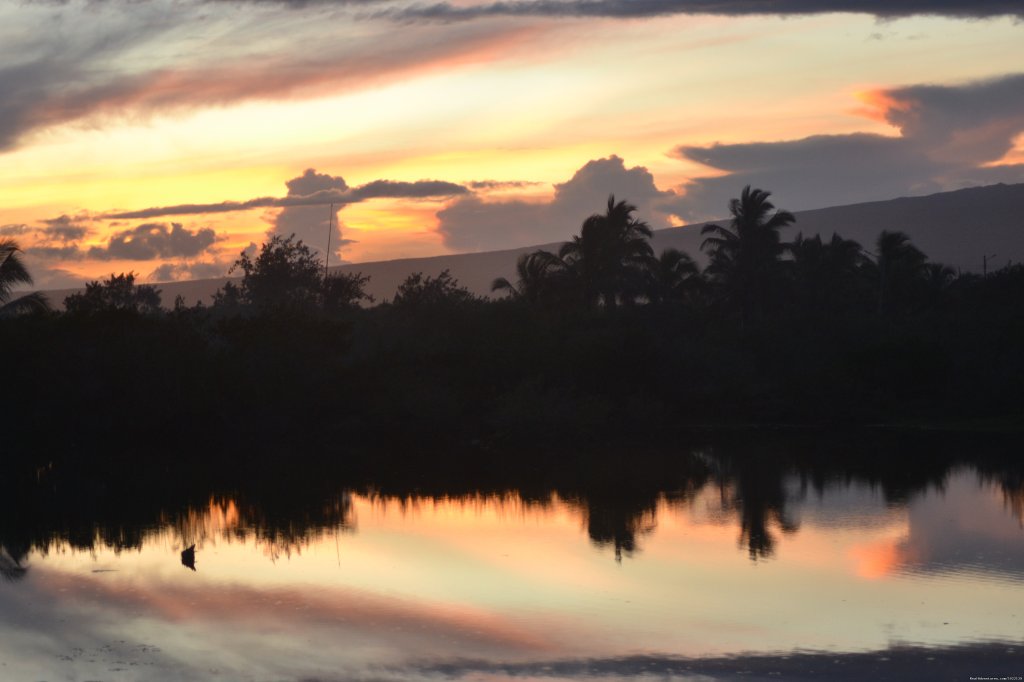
[229,234,323,311]
[64,272,161,314]
[0,239,49,316]
[645,248,703,305]
[323,271,374,311]
[393,269,478,308]
[558,195,654,309]
[491,250,575,305]
[786,232,870,315]
[701,186,795,323]
[875,230,928,316]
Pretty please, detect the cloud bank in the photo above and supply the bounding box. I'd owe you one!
[0,2,532,154]
[669,72,1024,220]
[106,177,468,220]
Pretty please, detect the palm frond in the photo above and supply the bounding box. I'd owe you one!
[490,277,517,295]
[0,291,50,317]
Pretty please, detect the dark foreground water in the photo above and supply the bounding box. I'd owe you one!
[2,437,1022,681]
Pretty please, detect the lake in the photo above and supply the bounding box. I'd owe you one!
[2,433,1022,680]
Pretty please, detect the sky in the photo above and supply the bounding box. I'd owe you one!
[1,0,1023,289]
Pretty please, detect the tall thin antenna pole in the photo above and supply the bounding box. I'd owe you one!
[325,202,333,280]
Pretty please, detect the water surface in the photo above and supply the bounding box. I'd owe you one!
[2,439,1022,680]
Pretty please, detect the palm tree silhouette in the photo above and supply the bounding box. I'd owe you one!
[875,230,927,315]
[558,195,654,309]
[786,232,870,315]
[0,239,49,316]
[701,186,795,322]
[645,248,703,305]
[491,250,573,304]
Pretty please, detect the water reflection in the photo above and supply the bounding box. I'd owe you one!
[1,434,1022,680]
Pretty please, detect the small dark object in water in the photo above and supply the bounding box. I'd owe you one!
[181,544,196,571]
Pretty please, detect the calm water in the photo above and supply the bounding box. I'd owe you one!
[2,441,1022,681]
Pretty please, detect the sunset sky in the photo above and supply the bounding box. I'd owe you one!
[2,1,1023,288]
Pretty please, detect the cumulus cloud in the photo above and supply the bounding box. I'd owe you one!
[87,223,219,261]
[384,0,1024,22]
[436,155,674,251]
[271,169,350,261]
[268,171,469,259]
[668,73,1024,220]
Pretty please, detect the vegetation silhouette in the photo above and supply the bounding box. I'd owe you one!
[701,185,795,324]
[491,250,575,305]
[875,230,928,316]
[392,268,479,309]
[0,432,1018,567]
[0,239,49,316]
[64,272,161,315]
[557,195,655,308]
[2,185,1023,454]
[643,247,702,307]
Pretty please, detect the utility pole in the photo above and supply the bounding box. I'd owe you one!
[325,203,333,281]
[983,253,996,277]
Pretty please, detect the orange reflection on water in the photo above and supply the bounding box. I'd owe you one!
[848,537,907,580]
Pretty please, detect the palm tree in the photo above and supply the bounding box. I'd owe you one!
[491,250,573,304]
[0,239,49,316]
[558,195,654,309]
[786,232,870,315]
[700,186,795,322]
[645,248,702,305]
[875,230,927,315]
[922,262,956,310]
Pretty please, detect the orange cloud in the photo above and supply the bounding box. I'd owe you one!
[850,89,913,126]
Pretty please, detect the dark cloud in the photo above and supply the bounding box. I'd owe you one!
[667,73,1024,220]
[106,178,468,220]
[350,179,468,200]
[25,245,85,261]
[149,260,230,283]
[466,180,543,190]
[436,155,674,251]
[0,224,31,236]
[0,4,528,154]
[879,73,1024,165]
[103,192,346,220]
[41,215,90,242]
[384,0,1024,22]
[87,223,219,261]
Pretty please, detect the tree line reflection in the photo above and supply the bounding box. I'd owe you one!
[1,432,1020,576]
